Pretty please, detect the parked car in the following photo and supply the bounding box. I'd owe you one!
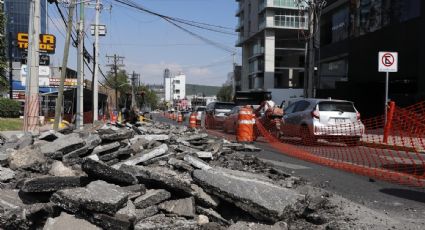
[194,106,206,125]
[204,102,236,129]
[223,106,242,133]
[280,98,365,145]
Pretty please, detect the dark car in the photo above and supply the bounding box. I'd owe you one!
[204,102,236,129]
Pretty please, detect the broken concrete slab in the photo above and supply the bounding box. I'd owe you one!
[121,184,147,200]
[119,165,193,195]
[114,144,168,168]
[48,161,79,177]
[84,133,102,150]
[0,148,15,166]
[177,134,208,142]
[20,176,87,193]
[131,135,170,143]
[0,189,30,229]
[183,155,212,170]
[134,206,159,222]
[99,147,133,162]
[195,206,230,225]
[168,158,193,172]
[0,166,15,182]
[141,153,175,166]
[190,184,219,208]
[134,189,171,209]
[134,214,198,230]
[40,133,85,157]
[227,221,288,230]
[193,168,303,222]
[92,142,121,156]
[196,151,213,160]
[158,197,195,218]
[8,146,47,172]
[43,212,101,230]
[116,200,137,222]
[82,158,137,186]
[90,213,132,230]
[51,180,129,215]
[62,146,89,164]
[15,134,34,150]
[39,130,64,142]
[99,128,134,142]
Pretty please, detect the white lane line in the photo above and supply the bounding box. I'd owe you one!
[259,158,310,170]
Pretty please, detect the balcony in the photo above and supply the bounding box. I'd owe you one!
[236,36,245,47]
[259,15,308,30]
[235,6,244,16]
[235,20,243,32]
[260,0,307,12]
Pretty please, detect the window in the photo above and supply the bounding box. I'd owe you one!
[174,80,180,84]
[174,89,180,94]
[284,102,297,114]
[318,102,355,112]
[294,100,310,112]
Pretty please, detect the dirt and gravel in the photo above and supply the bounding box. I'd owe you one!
[0,119,423,229]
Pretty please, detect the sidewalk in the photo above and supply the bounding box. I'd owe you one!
[361,134,425,153]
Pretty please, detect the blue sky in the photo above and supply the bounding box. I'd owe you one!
[48,0,239,86]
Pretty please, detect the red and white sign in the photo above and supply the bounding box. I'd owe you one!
[379,52,398,72]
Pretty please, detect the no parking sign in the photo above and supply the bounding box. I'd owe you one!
[379,52,398,72]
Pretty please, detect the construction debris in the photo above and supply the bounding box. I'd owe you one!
[0,119,354,229]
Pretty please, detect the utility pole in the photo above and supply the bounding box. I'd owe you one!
[54,0,75,131]
[23,0,40,133]
[76,0,85,128]
[8,32,13,100]
[301,0,325,98]
[93,0,101,122]
[130,71,138,109]
[106,54,124,111]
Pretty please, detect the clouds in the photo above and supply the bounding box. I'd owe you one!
[125,61,228,86]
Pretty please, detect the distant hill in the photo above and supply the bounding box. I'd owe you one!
[186,84,221,97]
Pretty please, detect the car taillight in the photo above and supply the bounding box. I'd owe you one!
[356,112,361,121]
[311,109,320,119]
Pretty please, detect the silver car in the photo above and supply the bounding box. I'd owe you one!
[281,98,365,145]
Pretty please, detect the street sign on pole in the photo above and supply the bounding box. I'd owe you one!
[378,51,398,125]
[379,52,398,72]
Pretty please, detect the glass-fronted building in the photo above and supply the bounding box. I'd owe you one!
[4,0,47,61]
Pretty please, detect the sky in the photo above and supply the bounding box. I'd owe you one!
[47,0,240,86]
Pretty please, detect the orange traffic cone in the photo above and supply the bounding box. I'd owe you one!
[189,113,197,128]
[177,112,183,123]
[237,106,255,143]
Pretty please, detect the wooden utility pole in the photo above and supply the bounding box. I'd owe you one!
[106,54,124,111]
[76,0,85,128]
[54,0,75,131]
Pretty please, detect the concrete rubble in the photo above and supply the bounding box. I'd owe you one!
[0,119,348,229]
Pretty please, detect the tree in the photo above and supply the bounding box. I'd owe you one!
[0,6,8,94]
[104,69,131,108]
[136,85,159,111]
[216,84,233,102]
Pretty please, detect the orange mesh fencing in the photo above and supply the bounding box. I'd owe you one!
[255,101,425,187]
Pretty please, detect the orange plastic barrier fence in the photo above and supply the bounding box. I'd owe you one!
[255,101,425,187]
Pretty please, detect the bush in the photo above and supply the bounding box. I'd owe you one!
[0,98,21,118]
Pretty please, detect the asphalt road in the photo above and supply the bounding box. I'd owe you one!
[154,114,425,221]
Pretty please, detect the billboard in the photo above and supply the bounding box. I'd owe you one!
[17,33,56,53]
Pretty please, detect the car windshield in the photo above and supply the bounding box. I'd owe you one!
[318,102,356,112]
[196,107,206,111]
[215,103,235,110]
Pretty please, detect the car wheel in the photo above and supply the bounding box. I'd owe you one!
[300,126,316,146]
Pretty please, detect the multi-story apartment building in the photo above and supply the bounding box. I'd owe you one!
[164,72,186,102]
[318,0,425,117]
[235,0,308,103]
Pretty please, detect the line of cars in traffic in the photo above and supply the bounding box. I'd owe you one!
[193,98,365,146]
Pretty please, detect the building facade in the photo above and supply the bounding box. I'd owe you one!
[235,0,308,103]
[4,0,48,61]
[318,0,425,117]
[164,72,186,102]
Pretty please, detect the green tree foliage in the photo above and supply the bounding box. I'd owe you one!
[0,8,9,93]
[0,98,21,117]
[104,69,131,107]
[136,85,159,111]
[216,84,233,102]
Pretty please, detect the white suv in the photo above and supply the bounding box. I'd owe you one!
[281,98,365,145]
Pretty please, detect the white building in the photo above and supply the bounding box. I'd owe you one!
[164,72,186,102]
[235,0,308,104]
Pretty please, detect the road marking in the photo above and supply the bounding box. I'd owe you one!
[259,158,310,170]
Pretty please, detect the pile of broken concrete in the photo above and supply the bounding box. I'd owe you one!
[0,121,341,230]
